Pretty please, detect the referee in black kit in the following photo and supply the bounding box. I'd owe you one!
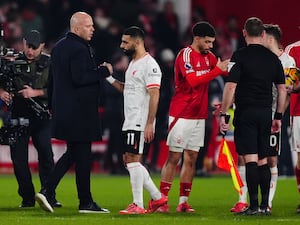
[219,17,286,215]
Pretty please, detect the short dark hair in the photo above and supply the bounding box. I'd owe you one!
[264,24,282,43]
[244,17,264,37]
[123,26,145,40]
[192,21,216,38]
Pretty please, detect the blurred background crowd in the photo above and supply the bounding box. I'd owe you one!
[0,0,298,176]
[1,0,247,61]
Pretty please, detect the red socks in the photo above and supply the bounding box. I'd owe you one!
[180,182,192,197]
[160,181,192,197]
[160,181,172,196]
[295,167,300,193]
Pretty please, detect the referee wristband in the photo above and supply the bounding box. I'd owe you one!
[106,75,116,84]
[274,112,283,120]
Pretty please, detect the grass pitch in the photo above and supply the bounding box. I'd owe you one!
[0,173,299,225]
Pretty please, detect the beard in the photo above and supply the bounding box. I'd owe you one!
[122,48,135,57]
[200,49,209,54]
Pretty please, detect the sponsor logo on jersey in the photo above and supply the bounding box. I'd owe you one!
[196,69,210,76]
[132,70,137,76]
[153,68,157,73]
[196,61,201,67]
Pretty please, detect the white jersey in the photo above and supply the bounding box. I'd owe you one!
[122,53,162,131]
[272,51,296,113]
[279,51,296,68]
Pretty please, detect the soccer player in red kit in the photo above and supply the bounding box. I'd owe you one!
[158,21,229,213]
[285,39,300,213]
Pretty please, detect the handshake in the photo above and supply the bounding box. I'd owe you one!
[99,62,116,85]
[99,62,113,77]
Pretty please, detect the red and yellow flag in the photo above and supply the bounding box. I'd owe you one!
[217,138,244,194]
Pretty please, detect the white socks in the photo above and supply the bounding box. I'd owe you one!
[141,165,161,200]
[238,166,248,203]
[127,162,161,208]
[127,162,144,208]
[268,166,278,208]
[179,196,188,204]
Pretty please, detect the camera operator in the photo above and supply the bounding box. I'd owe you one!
[0,30,60,208]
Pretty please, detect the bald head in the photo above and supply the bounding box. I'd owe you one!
[70,12,95,41]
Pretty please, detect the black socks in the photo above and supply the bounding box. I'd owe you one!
[258,164,271,209]
[245,162,271,209]
[246,162,259,209]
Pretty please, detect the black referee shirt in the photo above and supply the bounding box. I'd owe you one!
[227,44,285,109]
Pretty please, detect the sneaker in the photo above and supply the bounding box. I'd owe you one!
[35,193,54,213]
[119,203,147,215]
[176,202,195,213]
[147,194,168,213]
[19,200,35,208]
[156,203,170,213]
[237,207,259,216]
[296,205,300,214]
[230,202,248,213]
[79,202,110,213]
[51,200,62,208]
[37,189,62,208]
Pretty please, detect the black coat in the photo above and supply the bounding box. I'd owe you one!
[48,32,110,141]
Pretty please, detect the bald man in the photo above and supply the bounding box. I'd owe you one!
[35,12,112,213]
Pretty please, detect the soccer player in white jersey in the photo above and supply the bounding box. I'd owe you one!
[105,26,167,214]
[158,22,229,213]
[230,24,295,214]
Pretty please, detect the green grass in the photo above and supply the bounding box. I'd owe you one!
[0,173,299,225]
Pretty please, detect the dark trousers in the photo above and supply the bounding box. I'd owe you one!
[10,119,54,202]
[45,141,93,205]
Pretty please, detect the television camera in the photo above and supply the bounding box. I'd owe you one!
[0,50,29,145]
[0,45,50,146]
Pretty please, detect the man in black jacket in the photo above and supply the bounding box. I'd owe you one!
[35,11,112,213]
[0,30,60,208]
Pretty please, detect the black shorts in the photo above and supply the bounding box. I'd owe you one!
[122,130,150,155]
[268,132,280,157]
[233,107,272,159]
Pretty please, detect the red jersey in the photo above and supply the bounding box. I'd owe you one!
[285,41,300,116]
[169,46,219,119]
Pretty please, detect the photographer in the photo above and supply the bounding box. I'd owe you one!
[0,30,60,208]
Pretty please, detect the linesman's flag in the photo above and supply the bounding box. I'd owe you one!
[217,138,244,194]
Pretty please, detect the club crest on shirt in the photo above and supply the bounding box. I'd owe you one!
[132,70,137,76]
[205,57,209,66]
